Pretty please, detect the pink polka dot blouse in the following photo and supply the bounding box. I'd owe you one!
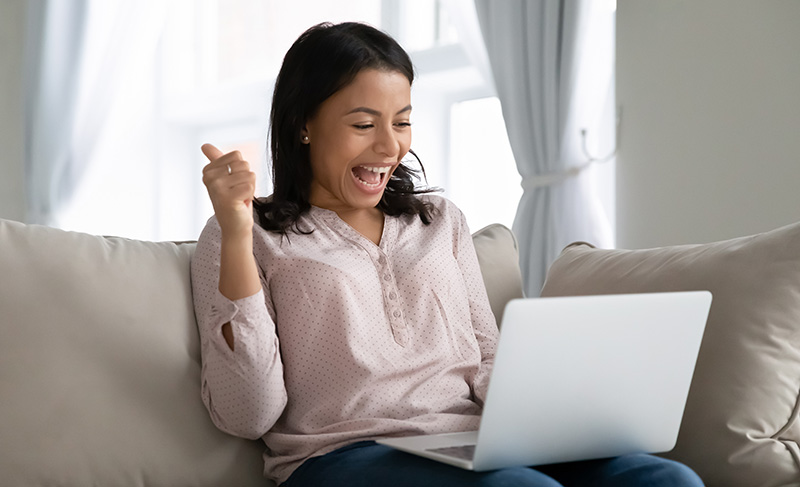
[190,195,498,484]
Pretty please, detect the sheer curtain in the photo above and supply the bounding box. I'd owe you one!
[474,0,614,297]
[24,0,167,235]
[24,0,88,225]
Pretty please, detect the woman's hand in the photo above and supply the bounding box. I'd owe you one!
[201,143,256,238]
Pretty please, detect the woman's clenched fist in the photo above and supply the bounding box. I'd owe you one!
[201,143,256,238]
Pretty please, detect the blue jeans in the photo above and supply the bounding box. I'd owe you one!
[282,441,704,487]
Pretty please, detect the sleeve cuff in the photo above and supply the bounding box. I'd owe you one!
[206,288,267,334]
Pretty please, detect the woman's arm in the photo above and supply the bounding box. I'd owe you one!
[192,217,288,440]
[201,143,261,349]
[451,204,499,406]
[190,144,288,439]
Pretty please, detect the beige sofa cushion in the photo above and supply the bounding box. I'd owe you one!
[540,222,800,487]
[0,218,522,486]
[0,219,266,487]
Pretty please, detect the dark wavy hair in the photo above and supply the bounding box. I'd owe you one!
[253,22,439,234]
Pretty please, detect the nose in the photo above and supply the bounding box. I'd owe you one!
[373,124,400,159]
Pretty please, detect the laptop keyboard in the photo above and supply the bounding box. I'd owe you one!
[426,444,476,461]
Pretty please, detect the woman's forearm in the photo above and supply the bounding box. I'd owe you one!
[217,231,261,350]
[218,231,261,301]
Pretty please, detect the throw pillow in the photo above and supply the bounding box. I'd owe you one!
[471,223,525,327]
[540,222,800,487]
[0,219,266,487]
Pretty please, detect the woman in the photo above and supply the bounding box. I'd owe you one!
[191,21,703,487]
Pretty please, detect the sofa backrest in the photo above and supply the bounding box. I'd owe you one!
[0,218,522,487]
[0,219,266,486]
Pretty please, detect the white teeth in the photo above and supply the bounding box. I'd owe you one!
[359,165,391,174]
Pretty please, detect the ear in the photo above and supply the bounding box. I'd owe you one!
[300,126,310,144]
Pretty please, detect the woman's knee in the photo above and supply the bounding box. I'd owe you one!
[651,458,704,486]
[475,468,563,487]
[538,453,704,487]
[617,454,704,487]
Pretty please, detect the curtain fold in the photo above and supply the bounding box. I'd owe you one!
[24,0,89,225]
[23,0,168,229]
[474,0,611,296]
[441,0,495,93]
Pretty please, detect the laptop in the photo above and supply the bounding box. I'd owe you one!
[376,291,712,471]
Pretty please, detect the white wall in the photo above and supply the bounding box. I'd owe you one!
[0,1,26,222]
[616,0,800,249]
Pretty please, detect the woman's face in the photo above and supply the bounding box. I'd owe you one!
[304,68,412,214]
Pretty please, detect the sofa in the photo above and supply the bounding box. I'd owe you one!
[0,218,522,487]
[2,216,799,487]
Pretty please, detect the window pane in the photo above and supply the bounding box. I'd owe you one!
[214,0,382,85]
[449,97,521,232]
[396,0,458,52]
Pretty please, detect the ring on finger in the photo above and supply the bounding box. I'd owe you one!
[226,163,232,175]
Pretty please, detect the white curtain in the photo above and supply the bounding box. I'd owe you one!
[474,0,613,297]
[24,0,89,225]
[24,0,167,230]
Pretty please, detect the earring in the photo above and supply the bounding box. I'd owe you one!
[302,135,309,143]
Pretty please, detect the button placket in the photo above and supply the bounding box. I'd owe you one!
[316,209,408,345]
[376,250,408,347]
[392,326,409,347]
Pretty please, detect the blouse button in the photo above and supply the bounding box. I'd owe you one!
[378,255,386,265]
[393,310,401,318]
[383,274,391,281]
[389,292,397,300]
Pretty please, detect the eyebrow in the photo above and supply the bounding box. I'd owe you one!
[346,105,412,117]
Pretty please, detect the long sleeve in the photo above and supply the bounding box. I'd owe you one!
[451,206,499,407]
[190,217,287,440]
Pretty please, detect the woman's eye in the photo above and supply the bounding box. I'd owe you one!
[395,122,412,128]
[353,124,373,130]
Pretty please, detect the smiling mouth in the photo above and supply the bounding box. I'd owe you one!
[351,165,391,188]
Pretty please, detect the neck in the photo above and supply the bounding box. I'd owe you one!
[314,204,385,246]
[308,191,384,224]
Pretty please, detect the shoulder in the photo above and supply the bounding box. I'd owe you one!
[197,215,222,244]
[196,215,288,248]
[417,194,464,219]
[406,195,470,240]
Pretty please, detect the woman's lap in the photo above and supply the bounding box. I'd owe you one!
[282,441,704,487]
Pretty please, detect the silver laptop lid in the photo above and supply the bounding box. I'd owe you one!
[473,291,711,471]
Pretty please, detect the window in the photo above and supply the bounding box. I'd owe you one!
[449,97,521,231]
[57,1,529,241]
[154,0,520,239]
